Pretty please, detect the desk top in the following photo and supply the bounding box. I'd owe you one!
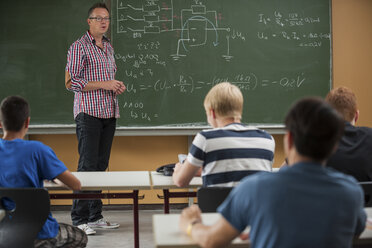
[151,171,202,190]
[44,171,151,191]
[153,209,372,248]
[153,213,248,248]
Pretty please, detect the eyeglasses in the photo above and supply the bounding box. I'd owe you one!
[89,17,110,22]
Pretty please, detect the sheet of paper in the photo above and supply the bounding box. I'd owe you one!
[367,218,372,229]
[178,154,187,163]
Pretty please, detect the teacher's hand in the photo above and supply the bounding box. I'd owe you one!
[115,82,126,95]
[103,80,126,94]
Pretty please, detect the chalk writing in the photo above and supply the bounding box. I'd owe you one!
[122,101,158,121]
[259,12,321,27]
[122,72,306,96]
[256,11,329,48]
[113,0,330,125]
[117,0,238,61]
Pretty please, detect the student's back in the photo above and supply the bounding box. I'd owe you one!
[327,123,372,181]
[193,123,274,187]
[0,139,66,188]
[222,163,365,248]
[0,138,68,239]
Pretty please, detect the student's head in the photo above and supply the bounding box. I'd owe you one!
[87,3,110,36]
[284,97,344,163]
[204,82,243,126]
[325,87,358,123]
[0,96,30,132]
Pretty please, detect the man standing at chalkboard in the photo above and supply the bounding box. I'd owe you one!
[65,3,125,235]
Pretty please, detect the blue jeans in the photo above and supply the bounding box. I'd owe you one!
[71,113,116,226]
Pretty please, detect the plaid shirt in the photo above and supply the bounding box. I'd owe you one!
[65,31,119,119]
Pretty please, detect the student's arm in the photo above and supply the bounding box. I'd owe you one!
[172,161,201,187]
[55,170,81,191]
[354,204,367,237]
[195,167,202,177]
[180,205,240,248]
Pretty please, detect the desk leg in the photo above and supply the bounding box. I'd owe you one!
[163,189,170,214]
[133,190,139,248]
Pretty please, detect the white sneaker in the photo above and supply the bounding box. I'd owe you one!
[88,218,120,229]
[77,224,96,235]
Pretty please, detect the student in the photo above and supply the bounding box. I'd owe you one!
[179,97,366,248]
[0,96,87,248]
[173,82,275,187]
[326,86,372,181]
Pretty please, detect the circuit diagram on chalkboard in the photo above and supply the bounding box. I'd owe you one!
[112,0,331,126]
[116,0,238,61]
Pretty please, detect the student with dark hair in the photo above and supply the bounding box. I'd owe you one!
[0,96,87,248]
[326,86,372,181]
[65,2,124,234]
[179,97,366,248]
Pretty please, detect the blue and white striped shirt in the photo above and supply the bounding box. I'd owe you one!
[187,123,275,187]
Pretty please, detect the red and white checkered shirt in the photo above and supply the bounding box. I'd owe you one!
[65,31,120,119]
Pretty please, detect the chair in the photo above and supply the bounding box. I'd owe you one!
[197,187,233,213]
[359,182,372,207]
[0,188,50,248]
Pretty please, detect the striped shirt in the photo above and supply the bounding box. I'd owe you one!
[65,31,119,119]
[187,123,275,187]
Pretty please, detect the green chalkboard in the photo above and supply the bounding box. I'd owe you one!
[112,0,331,127]
[0,0,98,125]
[0,0,331,128]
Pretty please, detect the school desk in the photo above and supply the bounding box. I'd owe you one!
[152,213,248,248]
[44,171,151,248]
[153,209,372,248]
[151,171,202,213]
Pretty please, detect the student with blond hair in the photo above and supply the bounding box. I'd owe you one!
[173,82,275,187]
[326,86,372,181]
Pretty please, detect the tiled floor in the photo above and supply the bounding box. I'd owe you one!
[52,207,182,248]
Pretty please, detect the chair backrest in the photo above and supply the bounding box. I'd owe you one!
[197,187,233,213]
[0,188,50,248]
[359,182,372,207]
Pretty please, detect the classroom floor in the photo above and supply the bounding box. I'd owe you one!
[52,207,182,248]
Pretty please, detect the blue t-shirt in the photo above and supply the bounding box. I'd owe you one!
[0,138,67,239]
[218,162,366,248]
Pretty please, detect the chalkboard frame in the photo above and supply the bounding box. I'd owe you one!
[24,124,285,135]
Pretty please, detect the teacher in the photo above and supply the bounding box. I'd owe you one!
[65,2,125,235]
